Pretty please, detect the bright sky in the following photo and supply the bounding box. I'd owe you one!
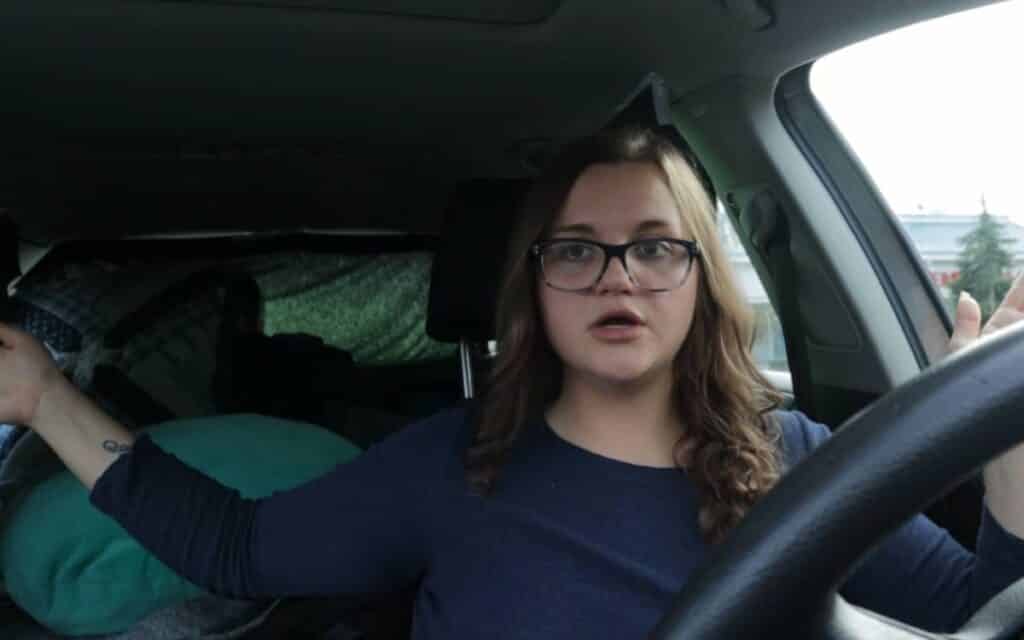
[810,0,1024,223]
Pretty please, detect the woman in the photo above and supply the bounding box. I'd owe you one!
[1,127,1023,637]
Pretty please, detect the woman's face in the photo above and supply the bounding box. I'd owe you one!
[538,161,701,389]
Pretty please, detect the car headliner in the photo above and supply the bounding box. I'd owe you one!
[0,0,995,241]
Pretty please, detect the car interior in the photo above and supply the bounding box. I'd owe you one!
[1,0,1022,638]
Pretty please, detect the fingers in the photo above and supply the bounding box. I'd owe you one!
[949,291,982,353]
[998,272,1024,312]
[983,306,1024,337]
[0,321,22,349]
[0,323,39,353]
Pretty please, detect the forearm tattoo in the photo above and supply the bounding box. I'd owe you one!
[102,440,132,455]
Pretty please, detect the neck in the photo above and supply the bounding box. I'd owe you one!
[546,370,685,468]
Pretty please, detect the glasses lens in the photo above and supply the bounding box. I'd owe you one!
[540,241,603,290]
[626,240,692,290]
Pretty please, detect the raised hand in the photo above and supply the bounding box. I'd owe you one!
[949,273,1024,354]
[0,322,61,427]
[947,273,1024,536]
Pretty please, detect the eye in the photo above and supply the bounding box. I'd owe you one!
[551,242,596,263]
[633,239,675,260]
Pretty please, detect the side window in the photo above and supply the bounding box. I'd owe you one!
[811,1,1024,324]
[718,211,789,373]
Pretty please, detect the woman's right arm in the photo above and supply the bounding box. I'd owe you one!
[0,322,436,599]
[90,420,433,599]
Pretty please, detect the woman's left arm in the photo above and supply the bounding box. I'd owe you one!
[949,274,1024,536]
[803,289,1024,631]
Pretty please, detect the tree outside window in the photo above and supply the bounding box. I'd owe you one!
[949,210,1018,323]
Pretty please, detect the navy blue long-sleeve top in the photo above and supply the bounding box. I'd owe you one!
[90,408,1024,637]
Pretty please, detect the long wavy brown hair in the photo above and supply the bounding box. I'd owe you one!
[465,127,784,544]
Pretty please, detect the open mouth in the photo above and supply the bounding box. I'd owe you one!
[592,311,644,328]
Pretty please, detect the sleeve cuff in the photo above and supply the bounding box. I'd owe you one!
[88,434,157,511]
[974,503,1024,603]
[979,503,1024,549]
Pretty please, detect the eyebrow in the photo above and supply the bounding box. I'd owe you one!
[551,220,674,236]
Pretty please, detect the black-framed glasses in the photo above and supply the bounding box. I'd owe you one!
[529,238,701,292]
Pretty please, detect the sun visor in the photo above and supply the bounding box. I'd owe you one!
[602,73,717,204]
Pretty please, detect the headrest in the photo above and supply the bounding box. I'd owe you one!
[426,180,526,343]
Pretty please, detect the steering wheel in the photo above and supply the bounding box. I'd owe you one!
[650,322,1024,639]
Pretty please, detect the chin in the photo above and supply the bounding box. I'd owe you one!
[579,357,664,387]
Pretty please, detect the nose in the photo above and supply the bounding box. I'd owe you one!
[594,254,635,294]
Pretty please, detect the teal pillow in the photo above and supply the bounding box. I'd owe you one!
[0,414,361,636]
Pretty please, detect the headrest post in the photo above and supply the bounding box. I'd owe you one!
[459,339,475,399]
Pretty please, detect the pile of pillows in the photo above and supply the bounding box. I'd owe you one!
[0,414,362,636]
